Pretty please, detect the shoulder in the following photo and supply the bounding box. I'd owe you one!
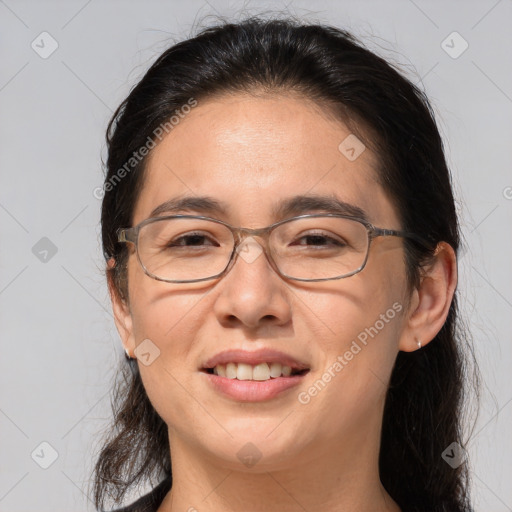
[105,476,172,512]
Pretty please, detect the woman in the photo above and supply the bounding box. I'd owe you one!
[92,16,479,512]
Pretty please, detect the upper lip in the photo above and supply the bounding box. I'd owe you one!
[201,348,310,371]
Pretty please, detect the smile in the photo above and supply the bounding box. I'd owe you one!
[200,348,311,401]
[205,362,308,381]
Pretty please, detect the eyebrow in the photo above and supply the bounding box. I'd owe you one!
[148,194,369,223]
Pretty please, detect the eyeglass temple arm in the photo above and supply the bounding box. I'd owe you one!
[117,227,137,244]
[372,227,433,248]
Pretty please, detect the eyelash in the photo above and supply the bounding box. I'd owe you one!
[166,231,346,248]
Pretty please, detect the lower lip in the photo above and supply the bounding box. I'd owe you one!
[202,372,308,402]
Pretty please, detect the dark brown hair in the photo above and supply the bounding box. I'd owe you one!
[92,16,479,512]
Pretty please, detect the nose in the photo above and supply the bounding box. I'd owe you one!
[212,237,292,330]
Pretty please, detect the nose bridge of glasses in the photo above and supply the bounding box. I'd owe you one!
[233,225,271,246]
[229,226,277,273]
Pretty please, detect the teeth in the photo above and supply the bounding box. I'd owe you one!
[253,363,270,381]
[226,362,237,379]
[211,362,297,381]
[236,363,253,380]
[269,362,282,378]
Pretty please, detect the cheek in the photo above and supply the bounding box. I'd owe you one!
[298,252,406,398]
[128,291,206,430]
[125,264,207,423]
[299,258,406,350]
[126,255,202,340]
[308,287,404,381]
[130,293,203,356]
[298,289,404,439]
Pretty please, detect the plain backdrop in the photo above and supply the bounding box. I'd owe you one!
[1,1,511,511]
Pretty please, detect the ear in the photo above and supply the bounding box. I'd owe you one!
[398,242,458,352]
[107,258,136,358]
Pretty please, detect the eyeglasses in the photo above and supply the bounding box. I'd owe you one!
[116,214,429,283]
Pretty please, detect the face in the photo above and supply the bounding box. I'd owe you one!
[114,92,413,472]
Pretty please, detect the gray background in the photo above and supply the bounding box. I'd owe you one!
[1,0,511,510]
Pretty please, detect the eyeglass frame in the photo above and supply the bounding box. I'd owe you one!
[116,213,431,284]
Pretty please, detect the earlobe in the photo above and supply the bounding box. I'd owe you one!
[107,258,136,358]
[398,242,457,352]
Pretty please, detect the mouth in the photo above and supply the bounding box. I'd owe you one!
[201,362,310,381]
[200,349,311,402]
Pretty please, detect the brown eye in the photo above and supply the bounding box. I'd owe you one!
[292,234,346,247]
[168,232,219,248]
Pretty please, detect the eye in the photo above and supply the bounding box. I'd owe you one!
[167,232,220,248]
[290,231,347,248]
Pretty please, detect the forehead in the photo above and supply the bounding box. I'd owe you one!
[133,93,398,228]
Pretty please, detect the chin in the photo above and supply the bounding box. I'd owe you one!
[198,424,303,468]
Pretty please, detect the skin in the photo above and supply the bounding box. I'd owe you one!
[109,92,457,512]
